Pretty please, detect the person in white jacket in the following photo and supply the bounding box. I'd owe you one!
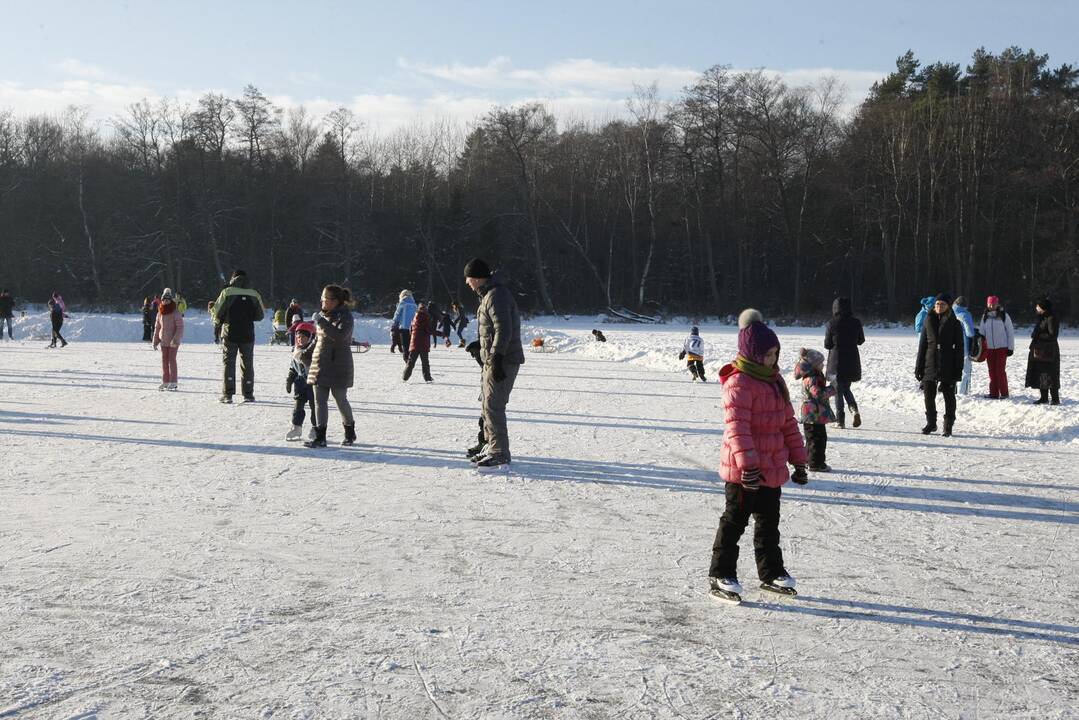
[679,326,707,381]
[978,295,1014,399]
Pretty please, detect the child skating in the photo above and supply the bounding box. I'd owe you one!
[794,347,835,472]
[679,326,707,381]
[285,321,318,441]
[709,309,808,604]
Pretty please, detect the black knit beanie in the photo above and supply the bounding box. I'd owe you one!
[464,258,492,279]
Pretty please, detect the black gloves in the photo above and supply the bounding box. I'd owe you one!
[466,341,483,367]
[678,350,686,360]
[492,353,506,382]
[742,468,762,490]
[1007,349,1014,357]
[915,370,924,382]
[791,465,808,485]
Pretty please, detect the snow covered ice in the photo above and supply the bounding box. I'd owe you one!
[1,314,1077,718]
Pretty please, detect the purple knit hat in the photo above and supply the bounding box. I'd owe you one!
[737,308,779,364]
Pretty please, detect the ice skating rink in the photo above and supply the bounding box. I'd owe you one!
[1,319,1076,718]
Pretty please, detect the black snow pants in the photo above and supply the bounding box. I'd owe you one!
[803,423,828,468]
[291,377,316,427]
[709,483,786,583]
[403,349,431,382]
[688,360,706,380]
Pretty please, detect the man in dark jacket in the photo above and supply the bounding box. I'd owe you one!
[915,293,965,437]
[466,258,525,470]
[211,269,265,403]
[824,297,865,428]
[0,289,15,340]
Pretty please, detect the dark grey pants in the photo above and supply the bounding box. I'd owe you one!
[482,361,520,461]
[315,385,354,427]
[222,341,254,397]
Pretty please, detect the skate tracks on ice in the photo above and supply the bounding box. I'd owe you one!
[0,330,1076,718]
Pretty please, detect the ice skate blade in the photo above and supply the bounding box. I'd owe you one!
[760,583,797,596]
[709,589,742,605]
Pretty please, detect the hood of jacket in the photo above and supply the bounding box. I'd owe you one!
[718,362,739,385]
[920,296,935,311]
[793,358,821,380]
[480,270,509,295]
[833,297,852,317]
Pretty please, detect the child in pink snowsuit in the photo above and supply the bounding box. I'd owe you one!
[152,288,184,390]
[709,309,808,599]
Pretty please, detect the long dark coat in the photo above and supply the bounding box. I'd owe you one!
[824,297,865,383]
[1025,311,1060,389]
[916,310,965,384]
[308,305,355,388]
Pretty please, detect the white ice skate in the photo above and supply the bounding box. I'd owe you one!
[709,576,744,604]
[285,425,303,441]
[760,574,797,596]
[167,383,178,391]
[158,383,167,391]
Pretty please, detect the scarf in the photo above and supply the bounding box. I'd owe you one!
[734,355,790,403]
[159,301,176,315]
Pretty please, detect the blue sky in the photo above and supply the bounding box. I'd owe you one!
[1,0,1074,129]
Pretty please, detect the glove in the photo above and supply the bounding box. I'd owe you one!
[492,354,507,382]
[791,465,808,485]
[678,350,686,360]
[915,370,924,382]
[286,379,294,394]
[152,343,159,351]
[741,467,762,490]
[1007,349,1014,357]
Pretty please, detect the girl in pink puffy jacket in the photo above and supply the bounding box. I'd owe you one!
[708,309,808,600]
[152,288,184,391]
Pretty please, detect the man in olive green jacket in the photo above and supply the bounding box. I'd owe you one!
[465,258,524,470]
[211,269,265,402]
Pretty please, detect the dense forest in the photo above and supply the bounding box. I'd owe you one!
[0,47,1076,321]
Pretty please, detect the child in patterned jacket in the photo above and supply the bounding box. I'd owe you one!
[794,347,836,472]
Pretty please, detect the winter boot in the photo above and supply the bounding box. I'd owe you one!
[921,417,937,435]
[1034,388,1049,404]
[342,423,356,446]
[852,411,862,428]
[220,394,233,404]
[304,426,328,448]
[285,424,303,441]
[942,418,954,438]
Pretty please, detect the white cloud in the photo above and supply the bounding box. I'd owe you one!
[54,59,109,80]
[0,58,886,133]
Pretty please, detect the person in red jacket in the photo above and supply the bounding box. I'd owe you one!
[708,309,809,602]
[403,301,444,382]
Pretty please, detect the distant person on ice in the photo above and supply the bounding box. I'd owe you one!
[141,297,154,342]
[979,295,1014,399]
[47,295,68,348]
[914,295,935,334]
[952,296,977,396]
[915,293,965,437]
[403,300,441,383]
[0,289,15,340]
[1026,298,1061,406]
[466,258,524,472]
[211,269,265,403]
[678,326,707,381]
[285,321,318,441]
[794,347,835,472]
[152,288,184,391]
[285,298,304,346]
[824,296,864,428]
[391,290,417,364]
[305,285,356,448]
[708,309,807,603]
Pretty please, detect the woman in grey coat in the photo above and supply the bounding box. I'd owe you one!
[305,285,356,448]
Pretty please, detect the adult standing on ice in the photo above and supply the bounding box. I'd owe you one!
[979,295,1014,399]
[708,309,807,603]
[915,293,965,437]
[0,289,15,340]
[952,296,977,395]
[152,288,184,391]
[211,269,265,403]
[47,295,67,348]
[1026,298,1061,405]
[392,290,417,364]
[823,296,864,428]
[305,285,356,448]
[466,258,524,471]
[141,297,154,342]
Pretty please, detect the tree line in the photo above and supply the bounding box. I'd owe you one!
[0,46,1076,321]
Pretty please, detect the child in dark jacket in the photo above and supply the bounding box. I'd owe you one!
[794,347,836,472]
[285,322,317,441]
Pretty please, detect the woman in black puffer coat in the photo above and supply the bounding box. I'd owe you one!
[1025,298,1060,405]
[305,285,356,448]
[824,297,865,428]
